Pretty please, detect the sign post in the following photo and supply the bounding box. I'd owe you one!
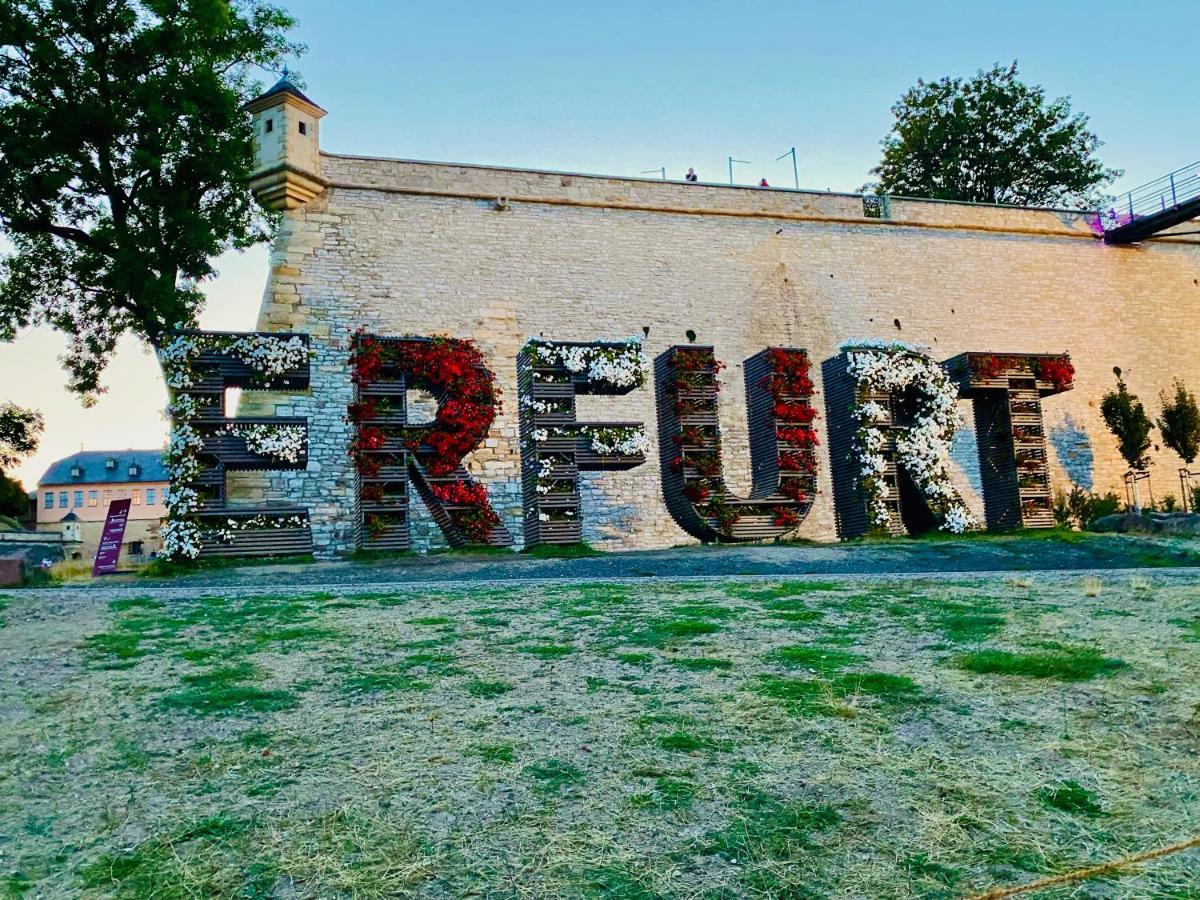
[92,499,132,577]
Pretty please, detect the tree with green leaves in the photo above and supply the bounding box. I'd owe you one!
[0,0,301,402]
[1157,380,1200,466]
[0,400,42,520]
[1100,372,1153,510]
[0,400,42,470]
[866,62,1120,209]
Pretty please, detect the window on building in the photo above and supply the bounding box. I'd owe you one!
[129,541,145,556]
[265,118,273,133]
[59,491,68,508]
[132,489,142,505]
[43,492,53,509]
[118,489,129,499]
[87,490,98,507]
[146,488,157,506]
[103,490,112,502]
[74,491,83,508]
[298,121,307,135]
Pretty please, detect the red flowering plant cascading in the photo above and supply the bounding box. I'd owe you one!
[392,337,503,543]
[348,332,504,545]
[667,347,739,532]
[970,354,1026,381]
[347,336,389,479]
[763,348,819,509]
[969,353,1075,392]
[1034,357,1074,392]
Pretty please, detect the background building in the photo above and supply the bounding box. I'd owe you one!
[36,450,167,561]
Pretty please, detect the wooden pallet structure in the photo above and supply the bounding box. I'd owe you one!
[822,354,905,538]
[517,341,647,546]
[656,346,815,543]
[180,331,314,558]
[351,335,511,551]
[353,370,411,551]
[945,352,1074,529]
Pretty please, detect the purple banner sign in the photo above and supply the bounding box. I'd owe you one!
[93,499,132,577]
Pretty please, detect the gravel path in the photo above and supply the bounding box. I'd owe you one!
[22,532,1200,597]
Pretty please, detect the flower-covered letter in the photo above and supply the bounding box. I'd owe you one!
[945,351,1074,529]
[349,333,511,549]
[829,340,975,536]
[158,331,313,560]
[518,338,650,546]
[657,346,820,542]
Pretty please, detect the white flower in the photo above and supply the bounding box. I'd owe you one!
[583,425,651,457]
[234,423,306,464]
[526,338,649,389]
[161,519,201,560]
[228,334,311,378]
[844,342,975,533]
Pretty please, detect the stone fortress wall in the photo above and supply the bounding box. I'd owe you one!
[236,99,1200,556]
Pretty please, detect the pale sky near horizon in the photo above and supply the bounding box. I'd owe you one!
[3,0,1198,487]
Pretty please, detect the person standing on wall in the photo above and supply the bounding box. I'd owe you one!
[759,178,770,187]
[685,168,698,182]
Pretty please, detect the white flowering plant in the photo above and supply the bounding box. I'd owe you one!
[203,514,310,544]
[843,341,976,534]
[528,338,650,390]
[234,423,307,465]
[158,330,313,560]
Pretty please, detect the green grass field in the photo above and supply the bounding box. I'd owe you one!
[1,573,1198,897]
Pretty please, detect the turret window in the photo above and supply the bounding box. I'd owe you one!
[265,118,273,133]
[298,121,307,135]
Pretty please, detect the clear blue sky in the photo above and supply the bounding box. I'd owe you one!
[5,0,1199,486]
[283,0,1198,192]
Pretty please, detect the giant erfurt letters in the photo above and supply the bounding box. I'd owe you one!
[162,330,1077,557]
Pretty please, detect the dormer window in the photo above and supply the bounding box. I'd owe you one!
[298,121,307,136]
[265,118,273,133]
[70,465,83,479]
[128,464,141,479]
[105,457,116,470]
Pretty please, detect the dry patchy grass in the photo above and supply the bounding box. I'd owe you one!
[0,573,1198,898]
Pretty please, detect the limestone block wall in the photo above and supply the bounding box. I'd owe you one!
[241,153,1200,556]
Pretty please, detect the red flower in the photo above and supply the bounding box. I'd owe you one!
[777,427,820,448]
[779,479,809,502]
[772,506,800,528]
[1035,357,1074,391]
[348,335,504,545]
[774,402,817,423]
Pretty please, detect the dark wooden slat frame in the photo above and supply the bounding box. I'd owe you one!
[352,335,512,551]
[517,341,647,547]
[166,331,314,559]
[657,346,816,543]
[945,352,1073,530]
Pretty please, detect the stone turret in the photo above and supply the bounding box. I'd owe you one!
[246,74,328,210]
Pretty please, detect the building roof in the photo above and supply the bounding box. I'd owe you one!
[252,74,324,113]
[39,450,168,487]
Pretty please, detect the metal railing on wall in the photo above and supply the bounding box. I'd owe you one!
[1099,161,1200,233]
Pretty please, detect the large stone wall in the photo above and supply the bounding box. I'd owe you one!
[243,153,1200,555]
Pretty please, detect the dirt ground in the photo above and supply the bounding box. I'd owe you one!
[1,569,1198,898]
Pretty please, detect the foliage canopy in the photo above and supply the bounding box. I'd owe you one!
[0,400,42,470]
[867,62,1119,209]
[1100,376,1153,471]
[0,0,301,401]
[1157,380,1200,466]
